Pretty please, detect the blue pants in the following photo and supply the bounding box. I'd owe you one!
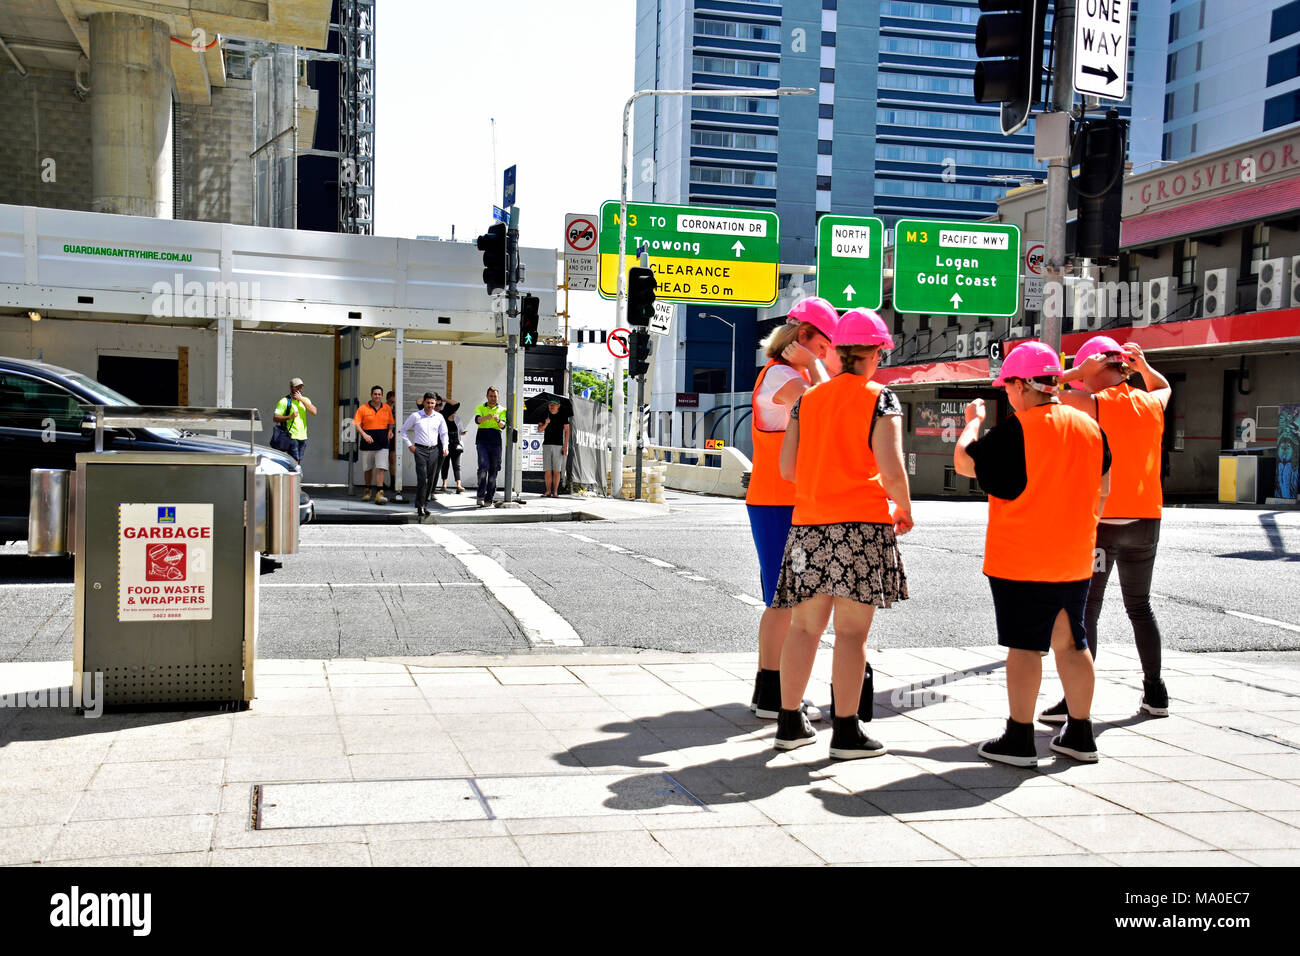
[476,441,503,502]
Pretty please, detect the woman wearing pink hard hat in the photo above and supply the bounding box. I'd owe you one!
[746,295,841,723]
[955,341,1112,767]
[771,308,912,760]
[1036,335,1174,722]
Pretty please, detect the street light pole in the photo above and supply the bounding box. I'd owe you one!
[702,313,736,449]
[617,85,813,495]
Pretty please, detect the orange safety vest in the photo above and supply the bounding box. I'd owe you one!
[792,374,894,527]
[983,402,1105,582]
[1095,383,1164,519]
[745,360,809,506]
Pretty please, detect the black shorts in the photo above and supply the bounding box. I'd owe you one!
[987,576,1091,653]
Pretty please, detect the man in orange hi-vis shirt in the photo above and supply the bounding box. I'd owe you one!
[354,385,396,504]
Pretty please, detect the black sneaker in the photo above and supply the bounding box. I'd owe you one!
[749,670,761,714]
[1050,717,1099,763]
[754,670,823,722]
[1140,677,1170,717]
[1037,696,1069,725]
[978,718,1039,768]
[828,716,887,760]
[773,708,817,751]
[829,664,875,723]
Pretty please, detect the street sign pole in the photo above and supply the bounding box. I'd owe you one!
[502,205,521,507]
[1043,0,1078,354]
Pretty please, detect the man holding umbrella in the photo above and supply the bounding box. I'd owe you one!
[524,392,573,499]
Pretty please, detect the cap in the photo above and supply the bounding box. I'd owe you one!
[289,377,305,388]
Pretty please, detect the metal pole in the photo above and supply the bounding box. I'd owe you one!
[616,85,813,496]
[634,244,650,501]
[394,328,404,500]
[503,205,520,506]
[1041,0,1076,354]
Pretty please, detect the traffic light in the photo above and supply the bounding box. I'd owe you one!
[520,294,540,346]
[973,0,1048,135]
[476,223,506,294]
[627,266,657,327]
[629,329,652,378]
[1073,112,1129,261]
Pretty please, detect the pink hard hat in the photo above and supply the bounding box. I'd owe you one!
[833,308,895,350]
[786,296,840,341]
[992,340,1063,387]
[1068,335,1127,389]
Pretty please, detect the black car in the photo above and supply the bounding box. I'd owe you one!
[0,356,314,545]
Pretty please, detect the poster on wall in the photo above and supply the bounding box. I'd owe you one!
[117,503,214,622]
[1276,404,1299,500]
[399,359,451,415]
[521,378,549,471]
[914,401,972,438]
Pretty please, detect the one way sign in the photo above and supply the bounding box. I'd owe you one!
[1074,0,1130,100]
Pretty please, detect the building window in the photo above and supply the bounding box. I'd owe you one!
[690,130,779,151]
[818,103,834,119]
[919,315,931,331]
[818,140,833,155]
[1264,90,1300,130]
[1268,45,1300,86]
[1176,239,1198,289]
[690,166,777,187]
[1248,223,1271,273]
[1273,0,1300,41]
[820,67,835,83]
[692,368,726,393]
[692,56,779,78]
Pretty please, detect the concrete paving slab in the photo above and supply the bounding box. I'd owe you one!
[46,816,215,861]
[257,778,485,828]
[649,825,824,866]
[224,755,353,783]
[1104,851,1257,867]
[784,820,959,864]
[1150,811,1300,849]
[367,836,526,867]
[71,785,221,822]
[1032,814,1214,854]
[211,843,372,867]
[909,817,1084,859]
[89,758,225,791]
[490,666,580,685]
[0,824,61,865]
[347,752,472,778]
[513,830,675,867]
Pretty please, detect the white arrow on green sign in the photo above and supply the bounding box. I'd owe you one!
[893,219,1021,317]
[816,214,884,311]
[597,200,780,307]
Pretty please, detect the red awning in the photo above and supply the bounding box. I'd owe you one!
[1122,177,1300,247]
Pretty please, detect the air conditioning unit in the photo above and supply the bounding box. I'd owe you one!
[1143,276,1173,325]
[1256,256,1288,310]
[1290,257,1300,309]
[1009,325,1033,339]
[1202,267,1235,317]
[971,329,990,357]
[954,332,972,359]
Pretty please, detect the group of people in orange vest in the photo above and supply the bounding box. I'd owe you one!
[745,296,1171,766]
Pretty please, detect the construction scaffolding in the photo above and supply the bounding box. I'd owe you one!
[337,0,375,235]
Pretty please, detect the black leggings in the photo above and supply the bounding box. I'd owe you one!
[440,447,462,483]
[1084,518,1163,679]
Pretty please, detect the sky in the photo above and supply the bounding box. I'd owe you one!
[373,0,637,371]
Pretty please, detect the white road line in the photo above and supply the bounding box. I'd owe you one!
[734,593,765,607]
[415,525,582,647]
[0,582,482,590]
[1224,609,1300,634]
[298,543,434,548]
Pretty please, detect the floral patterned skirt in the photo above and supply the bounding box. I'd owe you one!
[771,522,908,609]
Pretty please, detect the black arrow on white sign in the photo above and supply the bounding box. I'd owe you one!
[1081,63,1119,84]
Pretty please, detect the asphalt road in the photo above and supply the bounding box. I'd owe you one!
[1,494,1298,662]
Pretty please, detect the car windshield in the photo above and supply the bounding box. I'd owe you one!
[63,372,181,440]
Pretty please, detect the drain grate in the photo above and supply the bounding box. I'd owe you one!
[253,772,708,830]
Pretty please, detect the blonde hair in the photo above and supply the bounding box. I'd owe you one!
[835,344,882,374]
[762,321,822,361]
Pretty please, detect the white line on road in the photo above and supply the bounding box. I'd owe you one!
[1224,610,1300,634]
[416,525,582,647]
[734,593,764,607]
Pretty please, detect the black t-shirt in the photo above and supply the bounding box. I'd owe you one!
[543,408,571,446]
[967,410,1112,500]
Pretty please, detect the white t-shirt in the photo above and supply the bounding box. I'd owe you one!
[753,363,805,431]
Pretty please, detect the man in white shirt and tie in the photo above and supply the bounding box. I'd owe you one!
[400,393,450,517]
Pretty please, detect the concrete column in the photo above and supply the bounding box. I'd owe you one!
[89,12,173,218]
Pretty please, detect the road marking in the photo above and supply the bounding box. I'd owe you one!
[1223,609,1300,634]
[416,525,582,647]
[298,543,434,548]
[0,582,484,590]
[734,593,764,607]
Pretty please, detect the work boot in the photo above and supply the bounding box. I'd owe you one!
[362,488,372,502]
[828,716,887,760]
[1037,697,1069,725]
[1140,677,1169,717]
[1050,717,1100,763]
[374,491,388,505]
[978,718,1039,768]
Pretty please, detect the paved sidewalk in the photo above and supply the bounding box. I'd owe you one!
[308,485,670,525]
[1,646,1299,866]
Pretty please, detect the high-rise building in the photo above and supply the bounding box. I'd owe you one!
[634,0,1158,449]
[1149,0,1300,161]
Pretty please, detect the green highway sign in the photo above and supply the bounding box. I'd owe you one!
[893,219,1021,317]
[598,200,780,307]
[816,215,884,311]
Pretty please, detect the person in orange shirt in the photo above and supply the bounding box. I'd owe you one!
[746,296,840,723]
[955,341,1111,767]
[1036,336,1173,721]
[354,385,396,504]
[771,309,912,760]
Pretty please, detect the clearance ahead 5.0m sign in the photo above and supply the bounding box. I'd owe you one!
[893,219,1021,317]
[598,201,779,307]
